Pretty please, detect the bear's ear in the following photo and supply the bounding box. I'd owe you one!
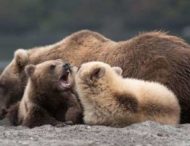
[112,67,123,76]
[14,49,29,69]
[25,64,35,77]
[91,67,105,80]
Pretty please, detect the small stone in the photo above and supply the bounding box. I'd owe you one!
[157,133,163,137]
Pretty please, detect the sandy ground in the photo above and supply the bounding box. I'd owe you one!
[0,120,189,146]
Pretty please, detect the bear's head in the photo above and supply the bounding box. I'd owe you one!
[75,61,123,95]
[25,59,75,93]
[0,49,29,118]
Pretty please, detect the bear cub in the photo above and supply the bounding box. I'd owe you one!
[75,61,180,127]
[6,59,82,128]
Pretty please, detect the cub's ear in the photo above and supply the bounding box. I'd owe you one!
[91,67,105,80]
[112,67,123,76]
[14,49,29,69]
[25,64,35,77]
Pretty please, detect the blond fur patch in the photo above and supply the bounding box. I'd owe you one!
[76,61,180,127]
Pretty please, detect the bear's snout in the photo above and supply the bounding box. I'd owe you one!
[63,63,71,72]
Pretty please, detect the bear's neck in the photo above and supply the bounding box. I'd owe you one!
[23,80,61,105]
[26,31,111,66]
[27,43,68,65]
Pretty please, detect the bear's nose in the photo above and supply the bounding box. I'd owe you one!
[63,63,70,71]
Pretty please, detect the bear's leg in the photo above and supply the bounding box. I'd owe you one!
[55,93,83,124]
[6,102,20,126]
[65,106,83,124]
[54,107,67,122]
[65,93,83,124]
[22,104,65,128]
[55,106,83,124]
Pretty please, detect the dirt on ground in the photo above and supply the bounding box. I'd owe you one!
[0,120,189,146]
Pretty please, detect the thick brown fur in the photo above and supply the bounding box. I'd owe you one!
[0,30,190,123]
[6,60,82,128]
[75,61,180,127]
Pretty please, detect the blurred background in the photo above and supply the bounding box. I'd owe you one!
[0,0,190,68]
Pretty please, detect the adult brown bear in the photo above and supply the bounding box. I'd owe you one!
[0,30,190,123]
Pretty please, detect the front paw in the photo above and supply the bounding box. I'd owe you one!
[64,121,74,125]
[55,121,73,127]
[55,122,67,127]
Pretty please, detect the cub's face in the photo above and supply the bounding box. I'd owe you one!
[75,61,123,92]
[25,60,75,92]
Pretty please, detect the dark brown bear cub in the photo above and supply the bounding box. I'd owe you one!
[6,59,82,128]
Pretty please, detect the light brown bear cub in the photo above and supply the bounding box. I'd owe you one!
[75,61,180,127]
[6,59,82,128]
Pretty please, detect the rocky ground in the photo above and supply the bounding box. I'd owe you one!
[0,120,189,146]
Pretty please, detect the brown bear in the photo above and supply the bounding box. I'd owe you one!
[75,61,180,127]
[0,30,190,123]
[5,59,82,128]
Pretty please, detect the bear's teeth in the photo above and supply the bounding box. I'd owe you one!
[59,81,71,90]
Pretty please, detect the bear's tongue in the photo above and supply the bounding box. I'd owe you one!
[59,71,71,89]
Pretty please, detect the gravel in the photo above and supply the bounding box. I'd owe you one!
[0,121,189,146]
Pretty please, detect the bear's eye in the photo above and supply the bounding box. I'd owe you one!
[50,64,56,70]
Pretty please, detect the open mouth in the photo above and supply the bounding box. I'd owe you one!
[58,70,72,90]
